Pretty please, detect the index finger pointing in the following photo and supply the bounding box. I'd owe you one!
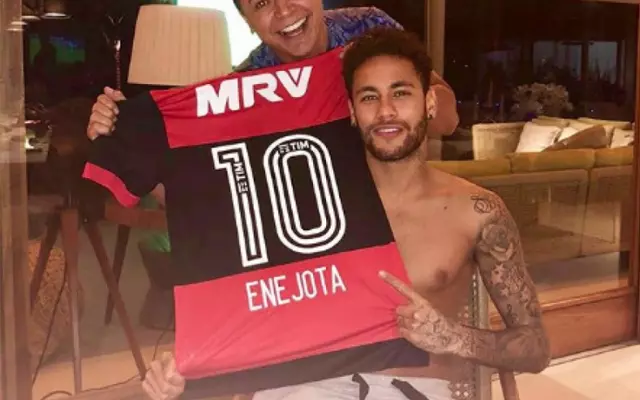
[379,270,423,303]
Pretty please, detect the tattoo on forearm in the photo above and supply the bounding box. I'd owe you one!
[464,194,550,372]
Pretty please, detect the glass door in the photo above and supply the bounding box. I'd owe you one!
[438,0,640,357]
[0,0,32,399]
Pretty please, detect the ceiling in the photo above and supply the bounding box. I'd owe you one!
[21,0,152,22]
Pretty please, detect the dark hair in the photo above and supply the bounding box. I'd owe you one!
[233,0,242,12]
[342,28,433,98]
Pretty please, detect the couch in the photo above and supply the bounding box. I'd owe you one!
[428,117,634,267]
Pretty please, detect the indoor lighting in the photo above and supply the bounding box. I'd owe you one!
[128,5,232,87]
[21,4,40,21]
[7,19,27,32]
[41,0,70,19]
[41,12,69,19]
[21,15,40,21]
[177,0,260,67]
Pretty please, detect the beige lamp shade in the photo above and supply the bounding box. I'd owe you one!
[128,5,232,87]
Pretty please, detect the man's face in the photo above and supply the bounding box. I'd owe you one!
[240,0,325,62]
[349,55,430,162]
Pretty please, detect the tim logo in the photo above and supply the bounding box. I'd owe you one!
[196,66,313,117]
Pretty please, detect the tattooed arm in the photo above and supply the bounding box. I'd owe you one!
[456,192,550,372]
[381,191,549,373]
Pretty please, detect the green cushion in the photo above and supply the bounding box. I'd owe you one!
[142,232,171,253]
[138,194,171,253]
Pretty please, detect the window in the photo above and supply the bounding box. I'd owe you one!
[441,0,638,307]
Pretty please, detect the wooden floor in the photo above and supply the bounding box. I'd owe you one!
[492,343,640,400]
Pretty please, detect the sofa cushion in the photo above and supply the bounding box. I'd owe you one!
[536,116,572,124]
[544,125,609,151]
[514,122,562,153]
[610,128,634,149]
[557,126,581,142]
[429,158,511,178]
[568,119,615,140]
[471,122,525,160]
[532,117,569,128]
[509,149,596,173]
[577,117,632,130]
[594,146,634,167]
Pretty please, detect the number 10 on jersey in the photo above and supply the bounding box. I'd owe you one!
[212,134,347,268]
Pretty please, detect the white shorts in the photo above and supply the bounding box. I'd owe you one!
[252,373,453,400]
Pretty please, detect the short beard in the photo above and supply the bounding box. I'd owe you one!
[361,116,428,162]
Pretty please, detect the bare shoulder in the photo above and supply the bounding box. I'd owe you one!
[425,169,508,237]
[428,169,505,223]
[467,189,511,222]
[466,188,519,246]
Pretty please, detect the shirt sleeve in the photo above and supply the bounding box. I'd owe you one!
[363,7,404,30]
[82,91,168,208]
[234,43,281,72]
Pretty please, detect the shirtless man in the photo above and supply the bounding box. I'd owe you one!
[142,28,550,400]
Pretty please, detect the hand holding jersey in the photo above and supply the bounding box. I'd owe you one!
[139,270,455,400]
[142,352,185,400]
[87,87,125,140]
[83,47,427,396]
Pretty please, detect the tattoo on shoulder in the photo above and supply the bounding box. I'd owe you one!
[470,193,500,215]
[470,193,542,325]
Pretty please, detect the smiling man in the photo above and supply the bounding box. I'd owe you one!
[86,1,458,156]
[141,28,550,400]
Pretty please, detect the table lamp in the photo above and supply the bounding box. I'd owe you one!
[128,4,232,87]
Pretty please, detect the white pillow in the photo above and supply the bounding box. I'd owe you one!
[610,128,634,148]
[515,122,562,153]
[569,120,614,139]
[557,126,579,142]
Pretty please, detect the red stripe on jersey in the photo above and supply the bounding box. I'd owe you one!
[82,163,140,207]
[150,48,350,149]
[173,243,408,379]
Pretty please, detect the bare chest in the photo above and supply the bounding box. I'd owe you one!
[387,207,476,319]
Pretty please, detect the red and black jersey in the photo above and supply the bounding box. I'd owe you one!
[82,47,428,396]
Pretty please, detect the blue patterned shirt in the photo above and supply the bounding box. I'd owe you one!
[235,7,403,71]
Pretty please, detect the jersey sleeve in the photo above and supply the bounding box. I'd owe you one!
[82,91,168,208]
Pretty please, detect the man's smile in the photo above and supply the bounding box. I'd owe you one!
[278,16,309,37]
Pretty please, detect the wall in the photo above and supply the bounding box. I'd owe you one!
[0,0,32,398]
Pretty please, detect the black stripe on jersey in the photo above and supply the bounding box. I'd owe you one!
[163,118,394,286]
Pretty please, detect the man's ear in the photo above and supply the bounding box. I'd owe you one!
[425,88,438,120]
[348,100,357,127]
